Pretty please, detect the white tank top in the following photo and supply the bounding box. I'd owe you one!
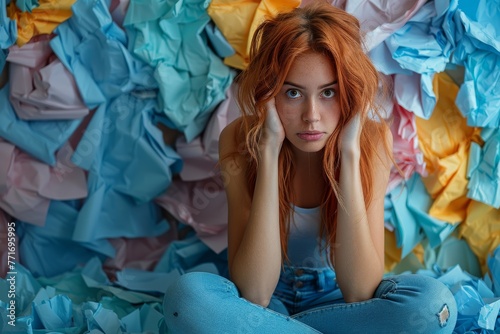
[287,205,330,268]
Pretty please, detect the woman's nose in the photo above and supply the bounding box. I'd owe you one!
[302,99,320,123]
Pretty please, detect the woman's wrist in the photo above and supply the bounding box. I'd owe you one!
[259,143,281,163]
[259,132,282,159]
[340,145,361,162]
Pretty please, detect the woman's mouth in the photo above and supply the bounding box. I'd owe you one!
[297,131,324,141]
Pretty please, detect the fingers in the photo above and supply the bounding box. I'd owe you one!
[341,113,363,151]
[265,98,277,111]
[264,98,281,128]
[265,98,279,121]
[261,97,285,150]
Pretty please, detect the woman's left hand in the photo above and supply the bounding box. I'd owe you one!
[340,113,362,152]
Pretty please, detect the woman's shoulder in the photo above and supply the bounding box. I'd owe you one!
[218,117,252,194]
[219,117,246,164]
[220,116,243,138]
[220,116,242,148]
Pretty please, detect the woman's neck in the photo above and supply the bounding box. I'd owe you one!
[292,149,326,208]
[292,147,323,168]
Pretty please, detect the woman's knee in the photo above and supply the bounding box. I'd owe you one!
[163,272,236,319]
[377,274,457,332]
[164,272,198,305]
[401,275,456,307]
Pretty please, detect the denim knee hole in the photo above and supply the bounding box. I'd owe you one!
[437,304,450,327]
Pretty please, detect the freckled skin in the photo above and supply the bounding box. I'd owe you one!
[275,52,341,155]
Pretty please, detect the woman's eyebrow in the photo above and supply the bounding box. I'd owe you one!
[319,80,338,89]
[283,80,338,89]
[283,81,305,89]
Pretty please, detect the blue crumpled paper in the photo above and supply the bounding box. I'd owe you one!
[0,236,227,334]
[0,48,7,74]
[154,234,228,279]
[467,128,500,208]
[385,173,457,258]
[389,232,482,280]
[428,236,482,279]
[385,181,425,258]
[385,0,458,74]
[378,0,458,120]
[0,0,17,47]
[68,93,181,246]
[404,174,459,248]
[124,0,234,141]
[453,0,500,128]
[372,0,495,124]
[205,21,235,58]
[455,49,500,128]
[72,173,171,246]
[452,0,500,61]
[50,0,157,109]
[15,0,39,12]
[71,93,182,203]
[488,243,500,297]
[16,200,110,278]
[0,260,167,333]
[0,84,82,166]
[12,90,184,278]
[450,276,499,332]
[32,291,73,330]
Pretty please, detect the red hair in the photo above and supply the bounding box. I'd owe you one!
[232,2,392,266]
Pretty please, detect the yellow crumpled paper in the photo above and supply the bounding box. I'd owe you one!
[207,0,301,70]
[7,0,76,46]
[459,200,500,274]
[416,72,481,223]
[385,228,402,272]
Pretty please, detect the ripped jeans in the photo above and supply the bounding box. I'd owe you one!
[163,266,457,334]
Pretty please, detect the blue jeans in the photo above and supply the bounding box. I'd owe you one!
[163,266,457,333]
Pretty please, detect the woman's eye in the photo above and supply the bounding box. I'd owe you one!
[322,89,335,98]
[286,89,301,99]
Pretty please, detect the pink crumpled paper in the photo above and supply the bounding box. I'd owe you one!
[104,228,178,276]
[388,103,427,193]
[301,0,427,51]
[0,139,88,226]
[7,37,89,120]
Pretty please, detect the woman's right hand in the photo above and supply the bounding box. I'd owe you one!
[260,98,285,153]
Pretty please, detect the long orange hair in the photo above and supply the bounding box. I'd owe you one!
[233,2,392,266]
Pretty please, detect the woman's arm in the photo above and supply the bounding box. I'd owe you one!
[334,117,392,303]
[218,100,284,307]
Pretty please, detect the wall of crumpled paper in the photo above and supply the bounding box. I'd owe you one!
[0,0,499,333]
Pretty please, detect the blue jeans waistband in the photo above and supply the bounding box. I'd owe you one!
[280,265,337,293]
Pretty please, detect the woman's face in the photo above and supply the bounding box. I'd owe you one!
[275,52,340,154]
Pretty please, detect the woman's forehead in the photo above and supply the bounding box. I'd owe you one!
[284,52,337,86]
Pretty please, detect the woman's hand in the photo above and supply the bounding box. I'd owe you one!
[260,98,285,153]
[340,112,362,153]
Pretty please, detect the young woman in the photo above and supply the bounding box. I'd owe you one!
[163,2,457,333]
